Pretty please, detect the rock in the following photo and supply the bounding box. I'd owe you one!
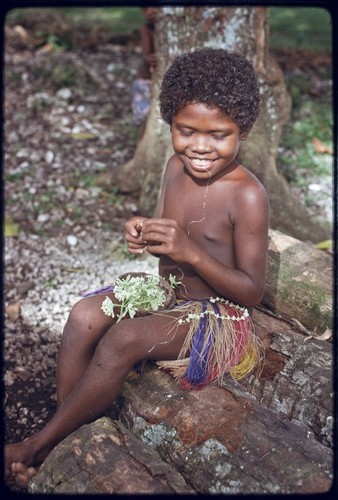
[5,302,20,322]
[29,417,195,494]
[118,365,333,495]
[45,150,54,164]
[16,280,34,297]
[37,213,50,223]
[56,87,72,100]
[66,235,78,246]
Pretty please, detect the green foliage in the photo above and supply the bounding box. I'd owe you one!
[60,7,144,34]
[46,34,71,51]
[51,63,76,87]
[277,81,332,186]
[4,217,20,237]
[101,274,167,321]
[6,7,144,47]
[7,6,331,52]
[78,173,97,188]
[36,192,55,212]
[105,186,123,208]
[269,7,331,51]
[6,172,24,182]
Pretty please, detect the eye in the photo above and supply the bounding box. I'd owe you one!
[180,129,193,137]
[212,134,225,141]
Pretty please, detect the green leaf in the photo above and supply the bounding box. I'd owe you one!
[4,218,20,237]
[67,132,97,140]
[314,240,332,251]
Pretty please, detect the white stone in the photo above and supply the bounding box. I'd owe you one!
[37,213,50,223]
[57,88,72,100]
[66,235,78,247]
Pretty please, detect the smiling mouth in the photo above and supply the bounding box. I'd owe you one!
[189,158,215,170]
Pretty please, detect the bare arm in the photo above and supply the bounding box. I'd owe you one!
[124,157,174,256]
[190,183,270,306]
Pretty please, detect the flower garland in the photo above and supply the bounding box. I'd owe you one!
[177,297,249,325]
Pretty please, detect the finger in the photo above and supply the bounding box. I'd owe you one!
[129,247,146,255]
[142,223,173,238]
[125,234,144,245]
[125,217,147,238]
[127,239,146,250]
[146,244,165,255]
[141,233,168,247]
[143,217,175,227]
[126,225,141,238]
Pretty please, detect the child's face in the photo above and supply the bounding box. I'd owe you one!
[171,103,246,181]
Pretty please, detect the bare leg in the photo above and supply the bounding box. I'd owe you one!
[56,293,117,407]
[5,310,187,487]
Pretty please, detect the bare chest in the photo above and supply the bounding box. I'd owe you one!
[162,179,234,248]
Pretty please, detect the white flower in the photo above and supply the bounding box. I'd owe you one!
[101,274,166,322]
[101,296,115,318]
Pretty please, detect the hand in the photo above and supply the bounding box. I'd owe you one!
[124,216,148,255]
[141,218,193,263]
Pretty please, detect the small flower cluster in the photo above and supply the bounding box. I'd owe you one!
[168,274,182,289]
[177,297,249,325]
[101,274,176,323]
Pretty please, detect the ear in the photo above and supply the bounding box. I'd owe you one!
[240,128,251,141]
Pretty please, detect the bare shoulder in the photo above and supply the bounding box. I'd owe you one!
[230,165,269,221]
[166,154,182,171]
[156,155,183,216]
[237,165,268,200]
[163,154,183,182]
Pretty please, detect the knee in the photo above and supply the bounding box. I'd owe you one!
[96,320,141,362]
[62,298,100,344]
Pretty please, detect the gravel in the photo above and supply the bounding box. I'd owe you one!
[4,228,158,443]
[3,41,158,446]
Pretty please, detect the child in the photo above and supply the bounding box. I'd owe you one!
[131,8,157,138]
[5,48,269,488]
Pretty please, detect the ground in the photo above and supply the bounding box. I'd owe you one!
[3,30,333,468]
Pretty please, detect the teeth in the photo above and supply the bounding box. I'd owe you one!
[191,158,212,166]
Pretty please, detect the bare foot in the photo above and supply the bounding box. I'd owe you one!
[5,438,47,489]
[10,462,39,488]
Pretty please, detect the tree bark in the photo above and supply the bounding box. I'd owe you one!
[115,6,331,242]
[118,363,332,495]
[248,308,333,447]
[263,229,332,333]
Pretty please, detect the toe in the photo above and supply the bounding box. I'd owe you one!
[10,462,37,489]
[27,466,38,480]
[15,472,32,488]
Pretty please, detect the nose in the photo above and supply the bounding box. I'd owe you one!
[190,134,212,153]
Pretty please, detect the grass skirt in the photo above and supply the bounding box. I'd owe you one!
[157,298,263,390]
[80,284,263,391]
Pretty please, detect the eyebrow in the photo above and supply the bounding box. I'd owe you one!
[174,123,232,133]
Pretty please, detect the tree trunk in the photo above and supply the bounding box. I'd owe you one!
[115,6,331,243]
[117,363,332,495]
[263,229,332,333]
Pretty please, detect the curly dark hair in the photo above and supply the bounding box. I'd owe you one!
[159,48,260,133]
